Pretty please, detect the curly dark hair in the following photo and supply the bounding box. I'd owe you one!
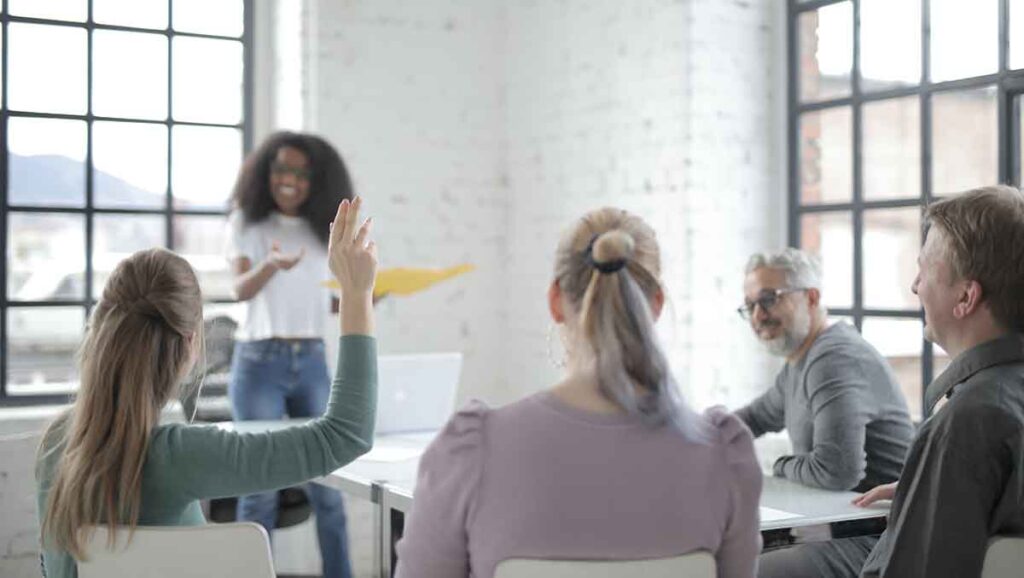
[230,131,354,246]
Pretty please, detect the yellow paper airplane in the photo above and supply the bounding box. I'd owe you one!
[323,264,475,299]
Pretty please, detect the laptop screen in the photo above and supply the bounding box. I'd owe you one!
[375,352,462,435]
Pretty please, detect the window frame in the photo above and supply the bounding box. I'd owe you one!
[0,0,254,406]
[788,0,1024,418]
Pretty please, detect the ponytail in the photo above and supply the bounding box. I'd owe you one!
[554,210,707,440]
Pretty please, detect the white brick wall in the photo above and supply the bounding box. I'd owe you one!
[502,0,786,409]
[309,0,786,410]
[310,0,510,408]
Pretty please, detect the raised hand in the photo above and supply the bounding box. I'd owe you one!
[268,241,305,271]
[328,197,378,297]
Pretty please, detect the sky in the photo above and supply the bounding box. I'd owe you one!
[815,0,1016,84]
[2,0,244,206]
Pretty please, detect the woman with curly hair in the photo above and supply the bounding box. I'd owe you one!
[225,131,358,578]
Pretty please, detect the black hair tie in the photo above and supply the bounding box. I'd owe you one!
[584,234,628,274]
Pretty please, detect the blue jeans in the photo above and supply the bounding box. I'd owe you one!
[229,339,353,578]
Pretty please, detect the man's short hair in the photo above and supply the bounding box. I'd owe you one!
[745,247,824,290]
[925,185,1024,332]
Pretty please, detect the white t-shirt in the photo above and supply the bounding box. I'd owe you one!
[224,210,331,341]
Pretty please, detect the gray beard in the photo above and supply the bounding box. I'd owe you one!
[762,306,812,358]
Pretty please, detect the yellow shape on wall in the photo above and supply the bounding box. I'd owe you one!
[323,264,475,299]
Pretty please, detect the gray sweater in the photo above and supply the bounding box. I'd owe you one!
[736,323,914,492]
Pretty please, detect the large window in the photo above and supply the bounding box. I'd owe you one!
[789,0,1024,419]
[1,0,252,405]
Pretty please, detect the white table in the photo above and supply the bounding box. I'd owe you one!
[213,421,889,577]
[759,475,889,530]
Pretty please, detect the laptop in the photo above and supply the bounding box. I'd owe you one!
[375,352,462,435]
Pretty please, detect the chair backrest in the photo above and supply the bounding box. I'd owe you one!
[493,551,716,578]
[78,522,274,578]
[982,536,1024,578]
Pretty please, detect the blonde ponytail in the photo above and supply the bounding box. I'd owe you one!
[555,209,706,439]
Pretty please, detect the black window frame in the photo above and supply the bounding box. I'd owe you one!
[0,0,254,406]
[788,0,1024,418]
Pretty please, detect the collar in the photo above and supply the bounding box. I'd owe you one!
[924,333,1024,415]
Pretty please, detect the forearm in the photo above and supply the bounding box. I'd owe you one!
[773,450,864,490]
[774,408,867,490]
[340,293,374,336]
[233,260,277,301]
[173,335,377,499]
[735,402,781,438]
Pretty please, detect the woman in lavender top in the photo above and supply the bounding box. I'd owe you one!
[395,208,762,578]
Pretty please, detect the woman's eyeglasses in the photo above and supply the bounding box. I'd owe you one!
[736,288,808,320]
[271,162,312,181]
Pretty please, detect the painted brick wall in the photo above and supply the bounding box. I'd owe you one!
[310,0,511,407]
[310,0,786,410]
[502,0,786,409]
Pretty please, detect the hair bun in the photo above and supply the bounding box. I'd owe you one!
[592,229,635,265]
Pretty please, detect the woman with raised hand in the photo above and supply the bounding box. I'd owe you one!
[36,198,378,578]
[395,207,763,578]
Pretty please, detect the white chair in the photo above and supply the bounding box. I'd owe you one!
[982,536,1024,578]
[493,551,715,578]
[78,522,274,578]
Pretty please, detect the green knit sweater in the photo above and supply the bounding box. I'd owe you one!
[36,335,377,578]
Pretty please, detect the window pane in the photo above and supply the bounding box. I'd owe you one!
[8,117,87,208]
[799,2,852,102]
[8,24,87,114]
[93,122,168,209]
[7,213,86,301]
[173,0,244,37]
[863,97,920,200]
[8,0,86,22]
[172,216,234,300]
[93,30,169,120]
[94,0,168,30]
[1012,0,1024,69]
[172,126,242,209]
[863,208,921,310]
[172,37,243,124]
[1020,96,1024,186]
[93,215,166,298]
[932,87,997,196]
[800,211,853,309]
[931,0,997,82]
[860,0,921,91]
[800,107,852,204]
[7,307,85,396]
[862,317,924,420]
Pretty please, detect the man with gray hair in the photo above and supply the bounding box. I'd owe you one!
[735,248,913,492]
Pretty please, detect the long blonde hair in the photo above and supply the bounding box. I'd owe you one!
[40,248,203,558]
[554,208,706,439]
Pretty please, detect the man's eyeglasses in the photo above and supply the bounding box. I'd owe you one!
[271,162,312,181]
[736,288,808,320]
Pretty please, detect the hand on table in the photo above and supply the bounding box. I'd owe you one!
[852,482,897,508]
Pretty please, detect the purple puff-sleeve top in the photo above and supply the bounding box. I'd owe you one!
[394,391,762,578]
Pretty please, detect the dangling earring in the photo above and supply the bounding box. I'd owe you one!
[546,323,567,369]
